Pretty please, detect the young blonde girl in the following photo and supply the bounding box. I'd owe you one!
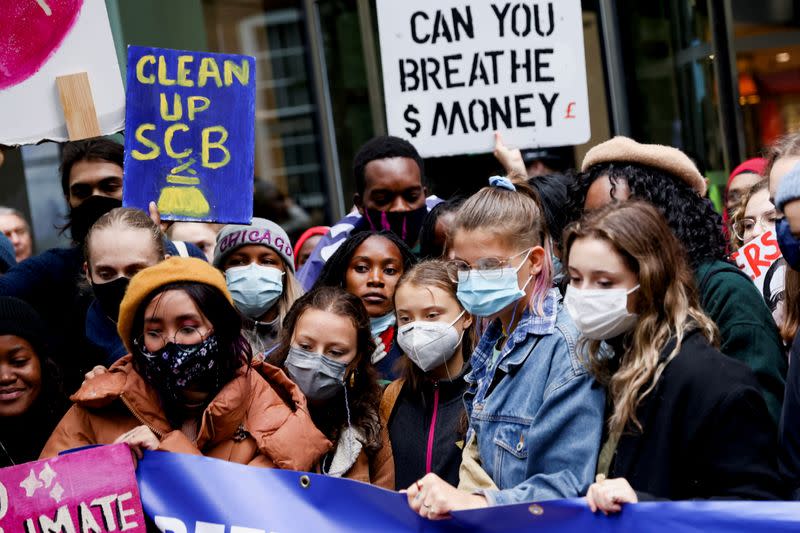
[382,260,475,489]
[404,176,604,518]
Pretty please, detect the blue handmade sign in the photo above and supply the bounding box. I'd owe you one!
[122,45,255,224]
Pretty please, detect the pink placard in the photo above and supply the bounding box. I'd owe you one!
[0,443,146,532]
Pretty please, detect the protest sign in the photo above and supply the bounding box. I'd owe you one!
[0,0,124,145]
[123,46,255,224]
[731,230,786,319]
[0,444,145,533]
[376,0,590,158]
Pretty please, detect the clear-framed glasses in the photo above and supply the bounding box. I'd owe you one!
[134,326,210,353]
[733,210,779,242]
[447,248,532,283]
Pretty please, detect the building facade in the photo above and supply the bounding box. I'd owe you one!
[1,0,799,251]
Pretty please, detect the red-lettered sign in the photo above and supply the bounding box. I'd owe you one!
[731,230,786,321]
[0,444,146,533]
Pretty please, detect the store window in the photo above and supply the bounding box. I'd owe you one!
[732,0,800,157]
[615,0,725,181]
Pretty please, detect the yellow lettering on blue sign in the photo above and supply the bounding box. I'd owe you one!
[159,93,183,121]
[202,126,230,169]
[224,60,250,86]
[131,124,160,160]
[176,56,195,87]
[198,58,223,88]
[136,55,156,84]
[164,124,191,158]
[187,96,211,121]
[158,55,176,86]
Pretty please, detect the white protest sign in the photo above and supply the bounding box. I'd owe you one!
[376,0,590,158]
[0,0,124,145]
[731,230,786,320]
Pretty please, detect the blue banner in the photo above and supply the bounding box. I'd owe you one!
[136,450,800,532]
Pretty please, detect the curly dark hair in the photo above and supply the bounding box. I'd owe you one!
[269,286,384,454]
[313,230,417,291]
[352,136,426,196]
[567,163,727,268]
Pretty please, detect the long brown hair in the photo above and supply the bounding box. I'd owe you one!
[563,201,718,439]
[394,260,476,392]
[269,287,383,452]
[449,176,552,314]
[765,132,800,180]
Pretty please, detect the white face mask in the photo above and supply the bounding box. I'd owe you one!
[396,311,465,373]
[564,285,640,341]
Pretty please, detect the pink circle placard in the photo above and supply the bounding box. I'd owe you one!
[0,0,84,90]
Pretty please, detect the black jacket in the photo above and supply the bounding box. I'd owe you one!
[779,333,800,499]
[0,247,104,393]
[385,366,469,490]
[608,330,787,501]
[0,395,68,467]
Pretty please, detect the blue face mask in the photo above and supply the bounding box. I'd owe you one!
[456,250,533,317]
[225,264,284,320]
[370,312,397,337]
[777,218,800,271]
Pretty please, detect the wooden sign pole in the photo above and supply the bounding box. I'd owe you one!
[56,72,102,140]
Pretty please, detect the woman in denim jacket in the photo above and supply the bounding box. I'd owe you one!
[405,176,605,519]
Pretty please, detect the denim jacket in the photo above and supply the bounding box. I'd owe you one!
[464,288,605,506]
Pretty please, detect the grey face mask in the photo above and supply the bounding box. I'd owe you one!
[284,346,348,401]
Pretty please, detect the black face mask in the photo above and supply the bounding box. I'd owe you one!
[365,205,427,247]
[67,196,122,244]
[91,276,130,322]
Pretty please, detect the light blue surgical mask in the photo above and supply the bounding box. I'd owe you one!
[456,250,533,317]
[225,264,284,320]
[370,312,397,337]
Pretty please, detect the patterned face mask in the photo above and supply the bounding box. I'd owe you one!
[138,334,225,404]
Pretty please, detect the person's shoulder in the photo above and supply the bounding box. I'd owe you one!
[665,330,760,393]
[553,303,580,343]
[246,363,297,408]
[380,378,406,423]
[549,305,589,376]
[19,246,81,269]
[697,259,760,296]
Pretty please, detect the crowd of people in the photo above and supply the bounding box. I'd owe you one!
[2,129,800,519]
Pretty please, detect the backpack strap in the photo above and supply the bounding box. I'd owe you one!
[380,378,405,424]
[172,241,189,257]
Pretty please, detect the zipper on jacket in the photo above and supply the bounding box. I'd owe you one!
[425,381,440,474]
[120,394,164,439]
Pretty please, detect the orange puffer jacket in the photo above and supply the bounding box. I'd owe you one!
[40,355,331,470]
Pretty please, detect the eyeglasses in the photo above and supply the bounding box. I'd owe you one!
[134,326,211,353]
[447,248,531,283]
[733,210,779,242]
